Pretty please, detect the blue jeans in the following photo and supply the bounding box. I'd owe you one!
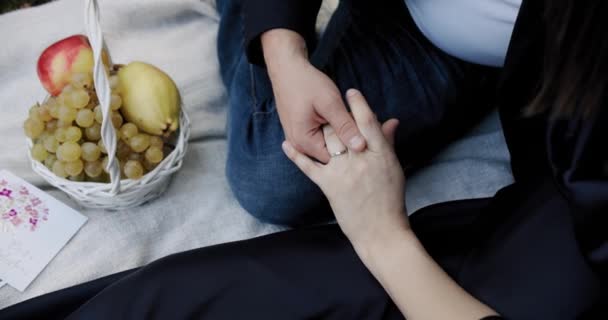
[217,0,497,226]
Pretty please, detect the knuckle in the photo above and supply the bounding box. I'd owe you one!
[336,120,356,138]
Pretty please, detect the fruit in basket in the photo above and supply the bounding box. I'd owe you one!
[57,141,82,162]
[26,63,176,182]
[37,35,109,96]
[117,62,181,137]
[123,160,144,179]
[27,35,180,182]
[24,117,45,139]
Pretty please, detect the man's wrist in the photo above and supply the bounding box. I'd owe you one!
[261,29,309,71]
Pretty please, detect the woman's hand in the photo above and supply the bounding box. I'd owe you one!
[283,89,500,320]
[281,89,408,248]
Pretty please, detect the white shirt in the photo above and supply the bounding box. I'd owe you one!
[405,0,522,67]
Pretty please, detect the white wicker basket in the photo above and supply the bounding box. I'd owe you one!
[26,0,190,210]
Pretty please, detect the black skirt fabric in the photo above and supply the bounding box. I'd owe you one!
[1,0,606,319]
[0,181,604,320]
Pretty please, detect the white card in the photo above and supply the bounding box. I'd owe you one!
[0,279,6,289]
[0,170,87,292]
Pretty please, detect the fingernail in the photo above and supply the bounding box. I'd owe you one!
[349,136,364,149]
[346,89,358,97]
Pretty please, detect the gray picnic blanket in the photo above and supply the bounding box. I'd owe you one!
[0,0,513,308]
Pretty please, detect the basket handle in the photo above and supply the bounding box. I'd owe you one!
[85,0,121,194]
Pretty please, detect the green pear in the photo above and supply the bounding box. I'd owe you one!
[118,62,180,136]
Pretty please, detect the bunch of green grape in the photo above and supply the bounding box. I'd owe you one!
[24,72,169,181]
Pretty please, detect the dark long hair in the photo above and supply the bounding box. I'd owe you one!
[526,0,608,119]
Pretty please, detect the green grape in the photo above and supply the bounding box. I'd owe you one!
[149,136,164,149]
[38,105,53,122]
[128,152,143,162]
[38,131,50,141]
[75,109,95,128]
[58,105,77,123]
[64,126,83,143]
[124,160,144,179]
[52,161,68,178]
[29,105,41,121]
[43,135,59,153]
[98,140,107,154]
[49,104,60,119]
[44,154,57,169]
[101,156,109,173]
[143,159,157,171]
[62,84,77,95]
[145,146,163,164]
[115,129,123,141]
[46,97,59,108]
[45,120,58,133]
[62,96,76,110]
[120,123,138,141]
[31,143,48,162]
[129,133,150,153]
[71,72,92,88]
[120,160,127,179]
[111,112,123,129]
[57,119,73,128]
[24,118,44,139]
[85,123,102,141]
[56,142,82,162]
[84,160,103,178]
[81,142,101,162]
[117,140,131,159]
[110,94,122,111]
[54,127,67,142]
[109,75,120,90]
[94,105,103,124]
[60,86,77,108]
[71,89,90,109]
[64,159,84,176]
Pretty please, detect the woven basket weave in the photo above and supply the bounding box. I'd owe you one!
[26,0,190,210]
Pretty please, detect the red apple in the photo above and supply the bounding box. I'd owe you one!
[37,35,108,96]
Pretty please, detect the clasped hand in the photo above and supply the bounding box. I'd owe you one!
[282,89,409,248]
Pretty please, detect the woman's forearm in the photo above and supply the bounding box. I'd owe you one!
[353,221,500,320]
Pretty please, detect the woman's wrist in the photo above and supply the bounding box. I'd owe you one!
[351,215,416,271]
[352,221,500,320]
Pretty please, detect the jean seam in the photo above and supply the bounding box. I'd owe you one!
[248,64,259,111]
[249,59,276,115]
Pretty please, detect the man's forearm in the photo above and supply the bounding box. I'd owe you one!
[354,227,499,320]
[261,29,309,72]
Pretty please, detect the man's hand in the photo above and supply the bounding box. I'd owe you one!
[262,29,366,163]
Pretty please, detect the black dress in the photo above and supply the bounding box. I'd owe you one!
[1,0,606,319]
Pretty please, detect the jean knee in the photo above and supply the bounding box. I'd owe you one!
[225,155,329,226]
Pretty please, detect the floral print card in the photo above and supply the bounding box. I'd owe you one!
[0,170,87,292]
